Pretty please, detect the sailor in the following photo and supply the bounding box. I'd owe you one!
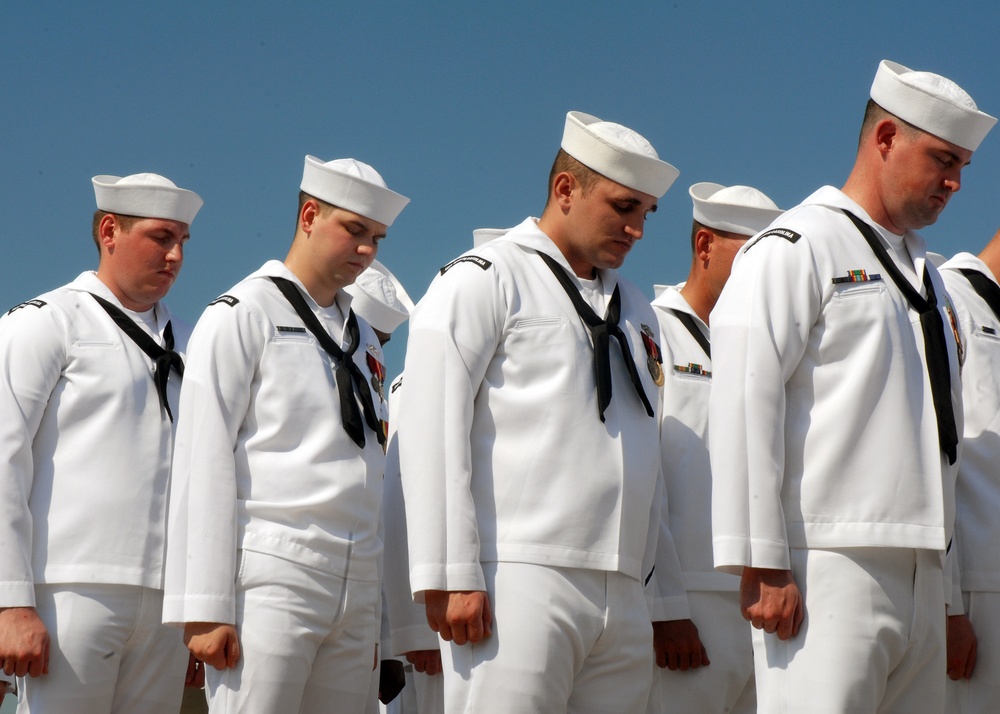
[163,156,408,713]
[938,234,1000,712]
[397,111,689,712]
[341,259,417,713]
[646,182,781,714]
[710,60,995,712]
[0,172,202,713]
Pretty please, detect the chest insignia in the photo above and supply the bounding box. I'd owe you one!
[640,323,665,387]
[943,300,964,369]
[832,269,883,284]
[366,347,387,402]
[674,362,712,378]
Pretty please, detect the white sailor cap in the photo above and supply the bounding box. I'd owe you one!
[870,60,996,151]
[343,259,414,334]
[560,111,679,198]
[300,156,410,226]
[690,183,783,236]
[472,227,509,248]
[92,173,203,225]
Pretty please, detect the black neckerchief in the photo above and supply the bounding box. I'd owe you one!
[841,209,957,465]
[668,308,710,359]
[537,251,654,422]
[958,268,1000,322]
[89,293,183,423]
[269,276,385,449]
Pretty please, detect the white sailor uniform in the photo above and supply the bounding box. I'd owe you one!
[940,253,1000,712]
[0,271,189,713]
[710,187,962,713]
[398,218,687,713]
[163,260,389,714]
[646,285,755,714]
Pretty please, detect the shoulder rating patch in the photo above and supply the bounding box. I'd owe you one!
[390,376,404,393]
[7,299,47,315]
[744,227,802,252]
[440,255,493,275]
[209,294,240,307]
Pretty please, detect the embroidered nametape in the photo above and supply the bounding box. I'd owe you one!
[7,299,47,315]
[832,269,883,284]
[209,295,240,307]
[276,325,307,333]
[744,227,802,252]
[983,326,997,335]
[440,255,492,275]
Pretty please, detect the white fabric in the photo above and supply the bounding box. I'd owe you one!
[946,591,1000,712]
[92,173,203,224]
[940,254,1000,592]
[710,186,961,573]
[440,563,653,714]
[646,591,755,714]
[397,217,687,621]
[561,111,678,197]
[300,156,409,226]
[646,287,754,713]
[689,182,783,236]
[651,286,739,593]
[344,259,415,333]
[870,60,995,151]
[753,548,945,713]
[472,228,508,248]
[204,550,378,714]
[163,260,388,625]
[0,272,185,605]
[382,376,441,656]
[18,584,187,714]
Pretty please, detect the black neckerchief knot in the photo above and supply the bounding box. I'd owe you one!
[89,293,184,422]
[842,209,958,465]
[537,251,654,422]
[269,276,385,449]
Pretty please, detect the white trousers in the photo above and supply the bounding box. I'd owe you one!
[946,590,1000,713]
[206,550,378,714]
[646,589,755,714]
[754,547,945,714]
[440,563,653,714]
[18,583,187,714]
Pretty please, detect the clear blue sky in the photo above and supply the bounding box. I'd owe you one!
[2,1,999,376]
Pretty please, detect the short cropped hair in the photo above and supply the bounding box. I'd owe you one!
[296,191,336,232]
[547,148,604,199]
[858,99,920,148]
[689,220,745,253]
[91,210,141,256]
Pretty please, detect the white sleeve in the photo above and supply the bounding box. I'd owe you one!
[0,304,67,606]
[709,235,822,573]
[397,262,504,598]
[163,299,261,625]
[644,463,691,622]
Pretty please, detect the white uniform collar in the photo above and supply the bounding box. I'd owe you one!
[941,252,1000,285]
[651,283,708,331]
[802,186,927,286]
[499,217,621,305]
[67,270,173,333]
[247,259,354,318]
